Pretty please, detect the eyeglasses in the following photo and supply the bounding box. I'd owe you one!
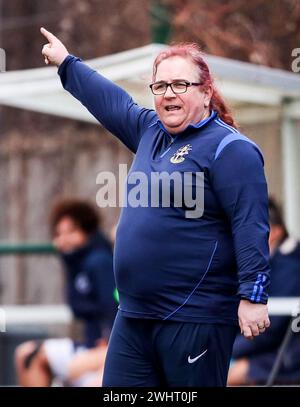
[149,80,201,95]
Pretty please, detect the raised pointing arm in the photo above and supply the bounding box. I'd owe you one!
[40,27,156,152]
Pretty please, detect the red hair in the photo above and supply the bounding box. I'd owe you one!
[153,43,237,129]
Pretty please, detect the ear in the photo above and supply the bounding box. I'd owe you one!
[203,85,213,108]
[203,86,213,107]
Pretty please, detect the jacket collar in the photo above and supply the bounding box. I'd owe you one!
[148,110,217,136]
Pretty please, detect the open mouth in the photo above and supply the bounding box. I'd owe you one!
[165,105,181,111]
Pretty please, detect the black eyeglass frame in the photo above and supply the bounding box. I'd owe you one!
[149,81,202,95]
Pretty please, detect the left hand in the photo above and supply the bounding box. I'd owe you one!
[238,299,270,340]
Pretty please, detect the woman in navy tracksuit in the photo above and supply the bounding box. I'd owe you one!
[41,28,271,387]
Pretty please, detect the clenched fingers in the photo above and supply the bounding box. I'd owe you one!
[42,43,51,64]
[240,325,253,340]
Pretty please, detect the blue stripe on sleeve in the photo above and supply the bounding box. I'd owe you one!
[214,132,262,161]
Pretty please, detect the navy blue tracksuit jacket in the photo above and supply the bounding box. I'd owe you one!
[61,231,117,347]
[58,55,270,327]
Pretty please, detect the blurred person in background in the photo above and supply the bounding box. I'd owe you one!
[15,199,117,386]
[228,197,300,385]
[64,223,120,387]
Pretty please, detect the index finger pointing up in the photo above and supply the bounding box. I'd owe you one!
[40,27,56,44]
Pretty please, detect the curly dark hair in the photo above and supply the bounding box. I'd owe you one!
[269,196,288,239]
[49,198,101,236]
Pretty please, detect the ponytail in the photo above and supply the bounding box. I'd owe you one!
[210,88,237,128]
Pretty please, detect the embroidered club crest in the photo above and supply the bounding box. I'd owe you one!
[170,144,192,164]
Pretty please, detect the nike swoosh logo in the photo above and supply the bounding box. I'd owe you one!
[188,349,208,364]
